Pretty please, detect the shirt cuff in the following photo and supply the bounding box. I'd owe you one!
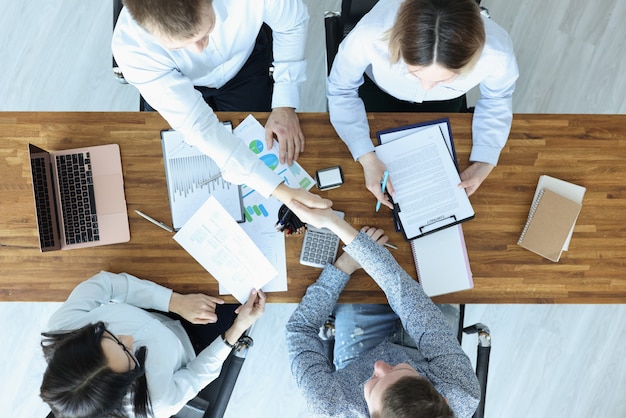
[351,140,376,162]
[271,82,300,110]
[153,285,174,313]
[201,336,233,362]
[469,144,502,166]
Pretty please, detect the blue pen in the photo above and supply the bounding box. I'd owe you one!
[375,170,390,212]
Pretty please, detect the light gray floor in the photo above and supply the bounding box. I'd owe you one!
[1,0,625,417]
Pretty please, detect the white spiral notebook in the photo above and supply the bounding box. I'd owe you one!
[410,224,473,297]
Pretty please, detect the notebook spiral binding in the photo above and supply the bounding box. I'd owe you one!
[517,189,545,244]
[410,240,422,283]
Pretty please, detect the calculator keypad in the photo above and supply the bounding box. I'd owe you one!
[300,228,341,268]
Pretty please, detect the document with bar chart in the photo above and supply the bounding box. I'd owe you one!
[161,126,244,231]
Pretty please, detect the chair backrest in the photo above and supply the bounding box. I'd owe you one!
[324,0,379,74]
[339,0,380,36]
[112,0,127,83]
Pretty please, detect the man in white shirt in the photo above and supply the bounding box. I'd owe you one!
[328,0,519,207]
[113,0,326,208]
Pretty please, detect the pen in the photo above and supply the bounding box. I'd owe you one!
[384,242,398,250]
[275,207,293,231]
[375,170,390,212]
[199,172,222,187]
[134,210,174,233]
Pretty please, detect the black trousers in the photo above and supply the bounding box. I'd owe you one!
[165,304,239,355]
[358,73,468,113]
[143,24,273,112]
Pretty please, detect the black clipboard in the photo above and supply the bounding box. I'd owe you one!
[376,118,474,240]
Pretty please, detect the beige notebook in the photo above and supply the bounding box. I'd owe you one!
[518,188,582,262]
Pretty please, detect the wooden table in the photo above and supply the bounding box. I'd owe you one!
[1,112,625,303]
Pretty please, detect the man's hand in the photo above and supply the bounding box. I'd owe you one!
[272,183,332,210]
[265,107,305,165]
[334,226,390,275]
[358,152,395,210]
[287,200,358,245]
[458,161,495,196]
[168,292,225,324]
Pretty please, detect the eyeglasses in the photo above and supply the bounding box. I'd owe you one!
[103,330,140,371]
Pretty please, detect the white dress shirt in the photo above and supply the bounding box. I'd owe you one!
[112,0,309,197]
[46,271,232,418]
[328,0,519,166]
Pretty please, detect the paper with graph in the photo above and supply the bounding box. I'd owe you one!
[161,124,244,230]
[234,115,315,214]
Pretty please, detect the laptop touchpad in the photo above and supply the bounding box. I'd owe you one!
[93,174,127,215]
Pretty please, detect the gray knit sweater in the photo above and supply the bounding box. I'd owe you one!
[286,232,480,417]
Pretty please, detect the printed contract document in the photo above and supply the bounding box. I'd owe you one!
[375,125,474,240]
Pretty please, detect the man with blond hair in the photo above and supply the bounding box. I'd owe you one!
[113,0,326,208]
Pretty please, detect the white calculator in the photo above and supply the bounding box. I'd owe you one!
[299,211,345,268]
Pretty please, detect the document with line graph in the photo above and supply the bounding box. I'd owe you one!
[161,124,244,231]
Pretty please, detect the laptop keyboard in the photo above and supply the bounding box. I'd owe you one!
[31,157,57,248]
[55,152,100,244]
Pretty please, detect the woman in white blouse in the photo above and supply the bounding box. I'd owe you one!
[39,271,265,418]
[328,0,519,207]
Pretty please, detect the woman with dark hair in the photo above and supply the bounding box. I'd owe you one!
[328,0,519,206]
[40,271,265,417]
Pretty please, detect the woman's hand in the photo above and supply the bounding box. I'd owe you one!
[232,289,266,332]
[359,152,395,210]
[169,292,225,324]
[458,161,495,196]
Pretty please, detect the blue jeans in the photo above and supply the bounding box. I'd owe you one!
[332,303,460,370]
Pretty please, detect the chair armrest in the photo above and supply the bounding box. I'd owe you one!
[463,323,491,418]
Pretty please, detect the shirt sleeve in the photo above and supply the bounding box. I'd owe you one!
[343,233,481,418]
[285,264,352,413]
[470,32,519,165]
[150,338,232,417]
[111,9,281,198]
[327,25,376,161]
[263,0,309,109]
[46,271,172,331]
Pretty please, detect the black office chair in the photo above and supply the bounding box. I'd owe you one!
[172,331,254,418]
[112,0,127,85]
[324,0,489,114]
[320,304,491,418]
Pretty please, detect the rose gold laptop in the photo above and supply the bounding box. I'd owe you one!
[28,143,130,251]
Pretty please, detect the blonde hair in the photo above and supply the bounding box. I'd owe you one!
[388,0,485,72]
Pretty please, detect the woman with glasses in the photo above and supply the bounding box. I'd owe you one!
[39,271,265,418]
[328,0,519,207]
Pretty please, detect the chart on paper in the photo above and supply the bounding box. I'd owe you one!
[166,142,234,200]
[161,129,244,230]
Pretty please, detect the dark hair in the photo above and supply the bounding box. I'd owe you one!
[371,375,454,418]
[388,0,485,71]
[122,0,212,40]
[40,322,151,418]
